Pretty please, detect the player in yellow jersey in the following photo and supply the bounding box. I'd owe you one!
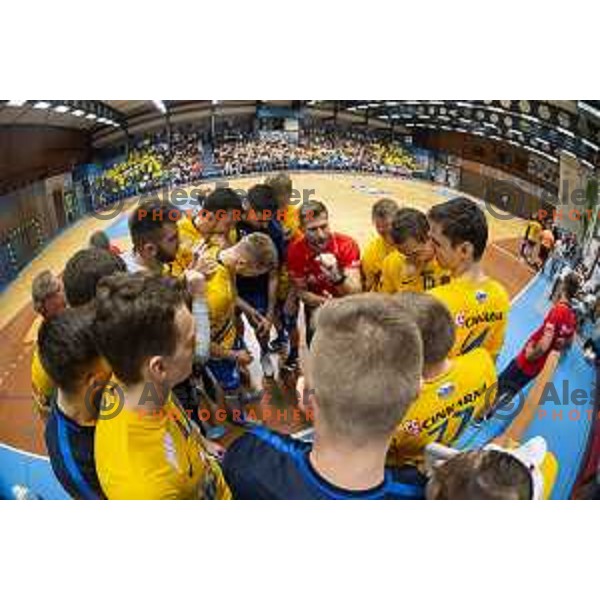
[171,188,243,277]
[521,214,542,264]
[361,198,399,291]
[265,173,302,243]
[202,232,278,422]
[30,270,67,418]
[427,197,510,361]
[388,293,497,469]
[380,208,450,294]
[93,273,231,499]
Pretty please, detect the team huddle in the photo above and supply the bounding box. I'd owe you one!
[29,172,579,500]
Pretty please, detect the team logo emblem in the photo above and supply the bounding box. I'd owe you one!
[437,382,455,399]
[475,290,488,303]
[403,420,421,436]
[455,311,466,327]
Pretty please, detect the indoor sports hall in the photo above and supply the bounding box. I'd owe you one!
[0,100,599,499]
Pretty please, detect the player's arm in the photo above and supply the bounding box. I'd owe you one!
[266,269,278,324]
[185,270,211,362]
[293,277,330,307]
[524,323,555,361]
[333,266,362,295]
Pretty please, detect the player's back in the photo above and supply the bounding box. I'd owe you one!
[223,426,425,500]
[429,275,510,360]
[389,348,497,467]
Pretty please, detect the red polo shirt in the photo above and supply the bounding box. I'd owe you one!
[516,301,576,376]
[286,233,360,297]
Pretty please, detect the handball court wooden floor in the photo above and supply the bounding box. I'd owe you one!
[0,173,534,455]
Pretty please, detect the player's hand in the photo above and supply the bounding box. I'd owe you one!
[256,313,273,338]
[317,253,343,283]
[232,349,253,366]
[185,270,207,297]
[541,322,556,345]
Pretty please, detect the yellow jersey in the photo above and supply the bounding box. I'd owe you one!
[361,235,397,291]
[429,275,510,360]
[389,348,497,467]
[380,251,450,294]
[205,246,237,353]
[31,344,54,416]
[95,388,231,499]
[170,215,203,277]
[283,205,301,242]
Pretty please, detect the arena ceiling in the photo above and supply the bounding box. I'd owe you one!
[1,100,599,167]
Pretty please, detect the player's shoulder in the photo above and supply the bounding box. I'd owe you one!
[333,232,359,248]
[223,426,309,499]
[484,277,510,304]
[383,248,404,267]
[287,235,308,255]
[428,277,456,300]
[226,426,306,464]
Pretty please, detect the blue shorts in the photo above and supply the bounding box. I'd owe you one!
[239,289,268,316]
[206,338,244,392]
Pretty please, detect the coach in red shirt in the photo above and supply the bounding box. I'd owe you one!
[287,200,362,345]
[491,271,579,412]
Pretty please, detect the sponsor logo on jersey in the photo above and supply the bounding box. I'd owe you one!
[403,419,422,436]
[455,310,504,329]
[437,382,456,399]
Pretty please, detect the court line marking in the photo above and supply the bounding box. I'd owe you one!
[0,442,49,461]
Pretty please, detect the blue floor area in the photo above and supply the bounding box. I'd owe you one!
[0,445,69,500]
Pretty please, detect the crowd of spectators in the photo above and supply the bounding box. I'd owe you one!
[94,130,203,203]
[214,130,416,176]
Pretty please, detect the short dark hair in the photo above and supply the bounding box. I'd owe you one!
[63,248,126,307]
[393,292,455,365]
[300,199,327,226]
[38,307,99,395]
[89,231,110,249]
[264,173,292,200]
[428,197,488,261]
[129,201,177,251]
[203,188,243,213]
[94,273,187,384]
[372,198,398,221]
[391,208,429,245]
[247,184,278,214]
[562,272,580,300]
